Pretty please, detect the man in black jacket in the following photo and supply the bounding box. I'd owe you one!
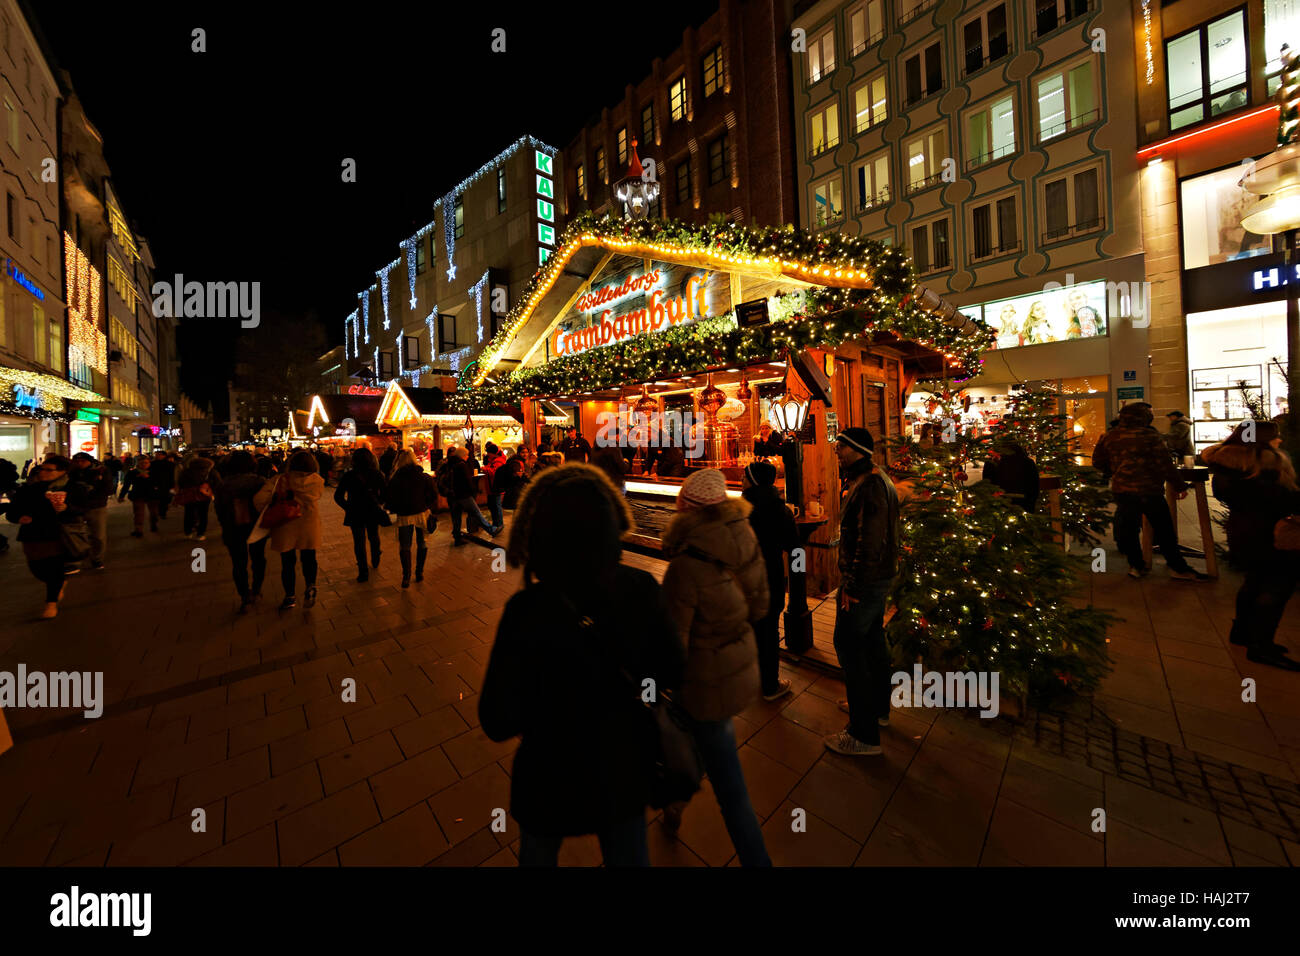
[148,451,175,519]
[70,453,114,569]
[448,446,498,544]
[827,427,899,757]
[742,461,799,702]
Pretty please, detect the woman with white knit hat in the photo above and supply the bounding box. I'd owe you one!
[660,467,772,865]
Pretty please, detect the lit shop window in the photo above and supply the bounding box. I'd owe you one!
[701,45,723,97]
[669,77,687,122]
[617,127,628,166]
[1179,165,1273,269]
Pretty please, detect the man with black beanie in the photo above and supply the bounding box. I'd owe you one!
[742,460,800,702]
[827,427,899,757]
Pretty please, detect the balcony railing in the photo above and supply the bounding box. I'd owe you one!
[906,172,945,196]
[1036,108,1101,143]
[810,136,841,158]
[915,250,951,275]
[857,185,892,212]
[898,0,938,28]
[964,36,1010,76]
[849,29,886,58]
[971,238,1022,262]
[966,143,1018,171]
[1041,215,1105,245]
[1035,0,1091,38]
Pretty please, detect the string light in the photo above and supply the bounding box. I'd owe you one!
[443,193,457,281]
[378,260,399,330]
[471,272,489,343]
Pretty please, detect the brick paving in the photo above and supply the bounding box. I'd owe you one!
[1,492,1298,866]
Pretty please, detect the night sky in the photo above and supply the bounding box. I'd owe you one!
[35,0,717,414]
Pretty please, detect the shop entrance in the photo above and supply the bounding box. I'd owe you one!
[1062,394,1107,466]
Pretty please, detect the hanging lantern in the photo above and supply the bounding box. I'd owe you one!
[736,370,753,403]
[698,372,726,416]
[461,413,475,443]
[634,383,658,418]
[767,357,809,435]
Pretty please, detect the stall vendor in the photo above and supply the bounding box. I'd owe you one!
[753,422,784,457]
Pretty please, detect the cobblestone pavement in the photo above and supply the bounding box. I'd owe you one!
[0,493,1297,866]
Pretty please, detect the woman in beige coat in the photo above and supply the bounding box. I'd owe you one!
[254,450,324,610]
[660,467,771,866]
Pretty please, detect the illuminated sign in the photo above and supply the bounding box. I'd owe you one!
[75,409,99,422]
[1141,0,1155,86]
[966,280,1108,349]
[70,421,99,459]
[12,385,41,410]
[577,269,664,313]
[5,259,45,300]
[346,385,384,396]
[553,273,711,358]
[535,149,555,266]
[1253,265,1300,290]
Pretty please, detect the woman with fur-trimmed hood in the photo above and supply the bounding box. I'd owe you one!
[1202,420,1300,671]
[660,467,772,866]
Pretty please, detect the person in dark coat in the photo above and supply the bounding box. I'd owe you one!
[982,439,1040,511]
[177,455,218,539]
[385,449,438,587]
[119,456,160,535]
[70,452,114,569]
[741,460,799,701]
[7,455,90,619]
[1203,421,1300,670]
[492,455,527,511]
[149,451,176,519]
[313,447,333,485]
[480,464,685,866]
[448,446,497,544]
[213,450,269,612]
[378,444,398,477]
[482,442,508,528]
[333,447,388,582]
[1164,411,1195,461]
[559,426,591,463]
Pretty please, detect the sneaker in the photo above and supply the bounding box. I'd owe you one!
[303,587,317,609]
[64,566,80,576]
[1127,565,1149,579]
[1169,568,1210,582]
[39,602,58,620]
[1245,647,1300,671]
[762,679,792,702]
[824,730,882,756]
[489,525,503,538]
[279,595,297,610]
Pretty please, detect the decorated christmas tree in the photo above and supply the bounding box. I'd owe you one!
[887,385,1115,704]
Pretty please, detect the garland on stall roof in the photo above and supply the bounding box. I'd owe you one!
[470,210,990,391]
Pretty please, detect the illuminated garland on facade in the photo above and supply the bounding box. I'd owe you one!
[378,260,399,331]
[470,271,489,343]
[64,234,107,376]
[359,290,371,345]
[442,194,457,281]
[425,308,438,357]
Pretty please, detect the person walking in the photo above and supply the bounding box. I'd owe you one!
[480,463,685,866]
[7,455,90,619]
[333,447,388,582]
[213,450,269,612]
[447,445,498,545]
[378,443,398,477]
[149,451,176,520]
[493,454,527,511]
[69,452,113,569]
[828,427,900,757]
[1164,410,1195,461]
[482,442,508,529]
[104,452,123,496]
[254,450,324,610]
[660,467,772,866]
[1092,402,1210,580]
[313,446,333,485]
[119,455,161,536]
[176,453,218,540]
[386,449,438,588]
[1203,421,1300,671]
[741,460,799,702]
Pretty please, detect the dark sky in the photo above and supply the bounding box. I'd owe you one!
[35,0,718,412]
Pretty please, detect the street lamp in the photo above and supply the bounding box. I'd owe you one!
[461,413,474,444]
[767,357,809,435]
[1240,44,1300,455]
[613,139,659,220]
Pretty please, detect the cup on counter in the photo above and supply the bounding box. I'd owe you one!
[786,503,801,518]
[807,500,824,518]
[1183,455,1196,467]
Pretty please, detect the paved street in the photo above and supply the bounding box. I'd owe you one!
[1,493,1299,866]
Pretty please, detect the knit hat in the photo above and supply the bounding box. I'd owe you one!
[836,427,875,456]
[744,460,777,487]
[679,468,729,508]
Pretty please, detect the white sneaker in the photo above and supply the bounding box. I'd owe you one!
[824,730,882,756]
[763,679,792,702]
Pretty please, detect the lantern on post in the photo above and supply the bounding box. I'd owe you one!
[461,413,475,444]
[767,357,809,435]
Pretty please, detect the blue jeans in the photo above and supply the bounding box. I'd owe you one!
[488,492,504,529]
[518,815,648,866]
[832,579,893,745]
[451,495,493,537]
[691,717,772,867]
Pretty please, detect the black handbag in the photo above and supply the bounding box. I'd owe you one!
[425,512,437,534]
[59,518,92,561]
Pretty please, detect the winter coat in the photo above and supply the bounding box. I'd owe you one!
[983,450,1041,511]
[492,458,526,508]
[214,473,265,537]
[7,474,90,559]
[148,458,177,496]
[482,451,507,481]
[71,464,115,509]
[559,435,591,463]
[119,466,158,502]
[837,456,900,596]
[1092,423,1184,496]
[378,447,397,476]
[479,566,685,837]
[1202,443,1300,568]
[661,498,768,722]
[385,463,437,516]
[253,471,324,552]
[177,457,214,489]
[1165,419,1195,459]
[449,458,479,500]
[742,484,799,618]
[333,467,388,527]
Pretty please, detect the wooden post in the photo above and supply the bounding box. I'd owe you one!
[1193,479,1218,578]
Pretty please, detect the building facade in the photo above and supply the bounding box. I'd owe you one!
[1135,0,1296,450]
[344,135,562,425]
[789,0,1148,460]
[563,0,796,230]
[0,0,85,472]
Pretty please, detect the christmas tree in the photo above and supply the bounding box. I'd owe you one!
[886,385,1115,705]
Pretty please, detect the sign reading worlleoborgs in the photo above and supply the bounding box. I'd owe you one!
[552,271,713,358]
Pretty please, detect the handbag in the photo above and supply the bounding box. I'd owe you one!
[425,511,437,534]
[59,518,92,561]
[1274,515,1300,551]
[260,477,302,530]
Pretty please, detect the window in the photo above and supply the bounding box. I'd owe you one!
[1036,61,1096,140]
[1035,0,1089,37]
[438,313,460,353]
[971,194,1019,259]
[30,221,38,262]
[48,309,61,373]
[848,1,885,56]
[676,159,693,205]
[854,152,890,211]
[429,232,437,263]
[810,102,840,156]
[808,27,835,84]
[966,95,1016,168]
[1166,10,1249,132]
[576,163,586,200]
[963,4,1008,75]
[905,126,947,193]
[702,45,723,97]
[617,127,628,166]
[812,177,844,227]
[910,217,951,274]
[1179,164,1273,269]
[5,192,15,240]
[707,134,730,185]
[416,239,427,274]
[32,303,45,366]
[641,103,655,144]
[669,77,687,122]
[453,196,464,240]
[1042,166,1102,242]
[852,73,887,133]
[497,167,507,213]
[905,43,943,104]
[596,147,607,184]
[899,0,938,27]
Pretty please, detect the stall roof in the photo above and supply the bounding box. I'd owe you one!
[306,394,382,431]
[376,381,528,428]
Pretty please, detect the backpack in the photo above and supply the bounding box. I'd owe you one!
[436,461,456,500]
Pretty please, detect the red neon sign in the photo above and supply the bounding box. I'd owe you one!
[347,385,384,396]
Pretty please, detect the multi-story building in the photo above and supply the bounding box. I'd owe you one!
[789,0,1149,459]
[344,135,562,441]
[1135,0,1296,450]
[317,345,347,395]
[0,0,87,471]
[563,0,796,229]
[141,235,182,450]
[103,179,154,452]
